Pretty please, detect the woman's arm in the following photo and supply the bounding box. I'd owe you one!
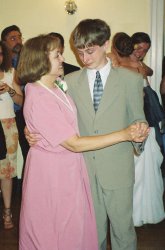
[138,61,153,77]
[0,70,23,106]
[107,53,141,74]
[61,122,149,152]
[25,123,149,152]
[107,52,120,67]
[10,79,23,106]
[0,82,23,106]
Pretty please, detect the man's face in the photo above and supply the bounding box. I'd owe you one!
[132,42,150,60]
[76,41,109,70]
[4,30,23,54]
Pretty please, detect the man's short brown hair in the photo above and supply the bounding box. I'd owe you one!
[71,19,111,49]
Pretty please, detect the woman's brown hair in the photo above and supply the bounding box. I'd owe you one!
[0,41,12,72]
[17,34,60,83]
[112,32,133,57]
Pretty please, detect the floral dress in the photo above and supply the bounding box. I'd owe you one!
[0,70,18,179]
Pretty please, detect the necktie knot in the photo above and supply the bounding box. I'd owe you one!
[96,70,100,79]
[95,71,102,87]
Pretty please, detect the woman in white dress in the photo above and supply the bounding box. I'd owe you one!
[131,32,165,225]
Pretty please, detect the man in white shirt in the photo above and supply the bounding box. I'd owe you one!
[65,18,147,250]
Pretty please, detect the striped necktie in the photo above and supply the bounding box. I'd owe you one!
[93,71,103,112]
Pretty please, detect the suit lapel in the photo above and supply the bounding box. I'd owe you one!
[76,69,95,118]
[75,68,120,119]
[96,68,119,117]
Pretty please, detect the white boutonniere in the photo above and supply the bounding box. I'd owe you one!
[55,78,68,92]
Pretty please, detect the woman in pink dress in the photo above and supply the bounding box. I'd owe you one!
[17,34,149,250]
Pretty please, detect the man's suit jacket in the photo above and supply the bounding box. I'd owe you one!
[65,67,146,190]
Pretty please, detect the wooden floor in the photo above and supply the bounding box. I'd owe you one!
[0,180,165,250]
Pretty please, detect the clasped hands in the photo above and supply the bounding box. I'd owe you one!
[126,122,149,142]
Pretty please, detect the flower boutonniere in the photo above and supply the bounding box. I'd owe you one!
[55,78,68,93]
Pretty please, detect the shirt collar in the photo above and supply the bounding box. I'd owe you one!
[87,57,111,75]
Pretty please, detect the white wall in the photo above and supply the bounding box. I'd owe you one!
[0,0,151,67]
[150,0,164,95]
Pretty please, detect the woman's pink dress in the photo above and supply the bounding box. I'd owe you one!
[19,83,98,250]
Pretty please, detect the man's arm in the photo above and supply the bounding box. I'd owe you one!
[126,72,148,154]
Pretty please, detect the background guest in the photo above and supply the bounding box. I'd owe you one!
[1,25,29,164]
[110,32,165,226]
[0,40,23,229]
[130,32,153,78]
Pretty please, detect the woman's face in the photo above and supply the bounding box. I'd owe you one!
[132,42,150,60]
[0,46,3,66]
[48,48,64,78]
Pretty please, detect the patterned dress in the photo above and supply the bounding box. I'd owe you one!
[0,70,18,179]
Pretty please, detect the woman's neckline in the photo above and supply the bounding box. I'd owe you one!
[36,80,74,113]
[35,80,56,89]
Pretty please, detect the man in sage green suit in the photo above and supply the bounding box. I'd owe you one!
[65,19,146,250]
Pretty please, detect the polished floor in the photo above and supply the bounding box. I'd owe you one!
[0,180,165,250]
